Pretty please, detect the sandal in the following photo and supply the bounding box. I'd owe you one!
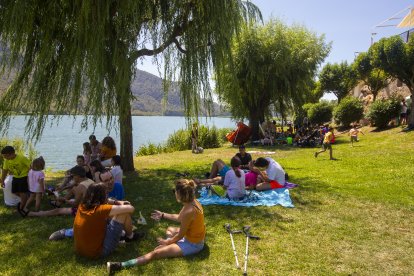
[18,208,29,218]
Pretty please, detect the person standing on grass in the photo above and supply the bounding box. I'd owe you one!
[400,99,408,125]
[348,124,364,147]
[24,157,46,213]
[191,123,199,153]
[315,126,335,160]
[1,146,31,213]
[107,179,206,274]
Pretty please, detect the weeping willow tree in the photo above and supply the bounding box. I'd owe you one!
[216,20,330,140]
[0,0,261,171]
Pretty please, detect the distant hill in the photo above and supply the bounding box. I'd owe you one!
[0,68,229,116]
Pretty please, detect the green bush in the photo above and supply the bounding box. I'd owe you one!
[0,137,38,168]
[136,126,231,156]
[303,101,334,125]
[333,96,364,127]
[366,98,401,129]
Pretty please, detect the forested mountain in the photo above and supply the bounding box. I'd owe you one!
[0,69,229,116]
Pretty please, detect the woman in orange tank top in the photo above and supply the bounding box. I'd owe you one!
[107,179,206,274]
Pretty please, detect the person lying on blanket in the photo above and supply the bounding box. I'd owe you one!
[193,159,230,186]
[249,157,286,191]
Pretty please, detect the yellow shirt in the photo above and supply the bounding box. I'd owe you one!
[323,131,333,144]
[100,146,116,161]
[3,154,31,178]
[185,200,206,243]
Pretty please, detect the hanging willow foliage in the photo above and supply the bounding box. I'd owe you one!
[0,0,261,140]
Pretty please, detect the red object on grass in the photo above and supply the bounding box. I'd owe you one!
[269,180,284,189]
[226,122,251,145]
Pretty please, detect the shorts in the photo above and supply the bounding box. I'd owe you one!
[269,180,284,189]
[11,176,29,194]
[218,166,230,178]
[350,136,358,142]
[322,143,332,150]
[101,220,124,257]
[177,238,204,256]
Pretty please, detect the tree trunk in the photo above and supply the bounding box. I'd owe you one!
[119,101,135,172]
[409,91,414,129]
[249,110,262,142]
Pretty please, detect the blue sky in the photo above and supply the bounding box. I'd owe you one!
[138,1,413,100]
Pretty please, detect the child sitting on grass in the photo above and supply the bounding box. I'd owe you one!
[23,157,46,213]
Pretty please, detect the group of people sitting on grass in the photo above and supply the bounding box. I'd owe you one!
[194,145,288,200]
[0,136,208,274]
[0,135,289,274]
[259,120,336,148]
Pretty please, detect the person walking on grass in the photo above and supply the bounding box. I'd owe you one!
[1,146,31,214]
[348,124,364,147]
[107,179,206,274]
[315,126,335,160]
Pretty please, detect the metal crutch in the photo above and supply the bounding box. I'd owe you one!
[224,223,242,269]
[242,226,260,276]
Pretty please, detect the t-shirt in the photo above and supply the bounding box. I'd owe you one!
[3,154,31,178]
[235,153,252,167]
[224,169,246,199]
[100,145,116,161]
[28,169,45,193]
[265,157,285,185]
[73,204,113,258]
[111,166,123,184]
[90,142,102,161]
[323,131,333,144]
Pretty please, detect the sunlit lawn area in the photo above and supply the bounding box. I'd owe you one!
[0,126,413,275]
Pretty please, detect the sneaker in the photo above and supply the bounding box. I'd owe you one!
[107,262,122,275]
[124,231,146,243]
[49,229,66,241]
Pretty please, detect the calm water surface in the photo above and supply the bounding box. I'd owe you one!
[4,116,235,171]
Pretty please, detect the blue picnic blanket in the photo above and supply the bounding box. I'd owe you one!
[197,187,294,207]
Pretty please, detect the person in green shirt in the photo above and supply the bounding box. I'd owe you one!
[1,146,31,212]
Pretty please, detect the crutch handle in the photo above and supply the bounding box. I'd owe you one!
[249,235,260,240]
[232,230,242,234]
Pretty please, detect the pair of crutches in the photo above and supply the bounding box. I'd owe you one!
[224,223,260,276]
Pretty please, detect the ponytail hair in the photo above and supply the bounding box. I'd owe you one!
[175,179,196,203]
[231,156,242,178]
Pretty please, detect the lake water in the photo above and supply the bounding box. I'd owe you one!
[3,115,236,171]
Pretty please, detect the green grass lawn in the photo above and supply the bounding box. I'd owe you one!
[1,126,413,275]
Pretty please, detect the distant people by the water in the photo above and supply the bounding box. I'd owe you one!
[100,136,117,167]
[83,142,92,165]
[400,99,408,125]
[1,146,31,213]
[89,135,102,162]
[191,123,199,154]
[107,179,205,274]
